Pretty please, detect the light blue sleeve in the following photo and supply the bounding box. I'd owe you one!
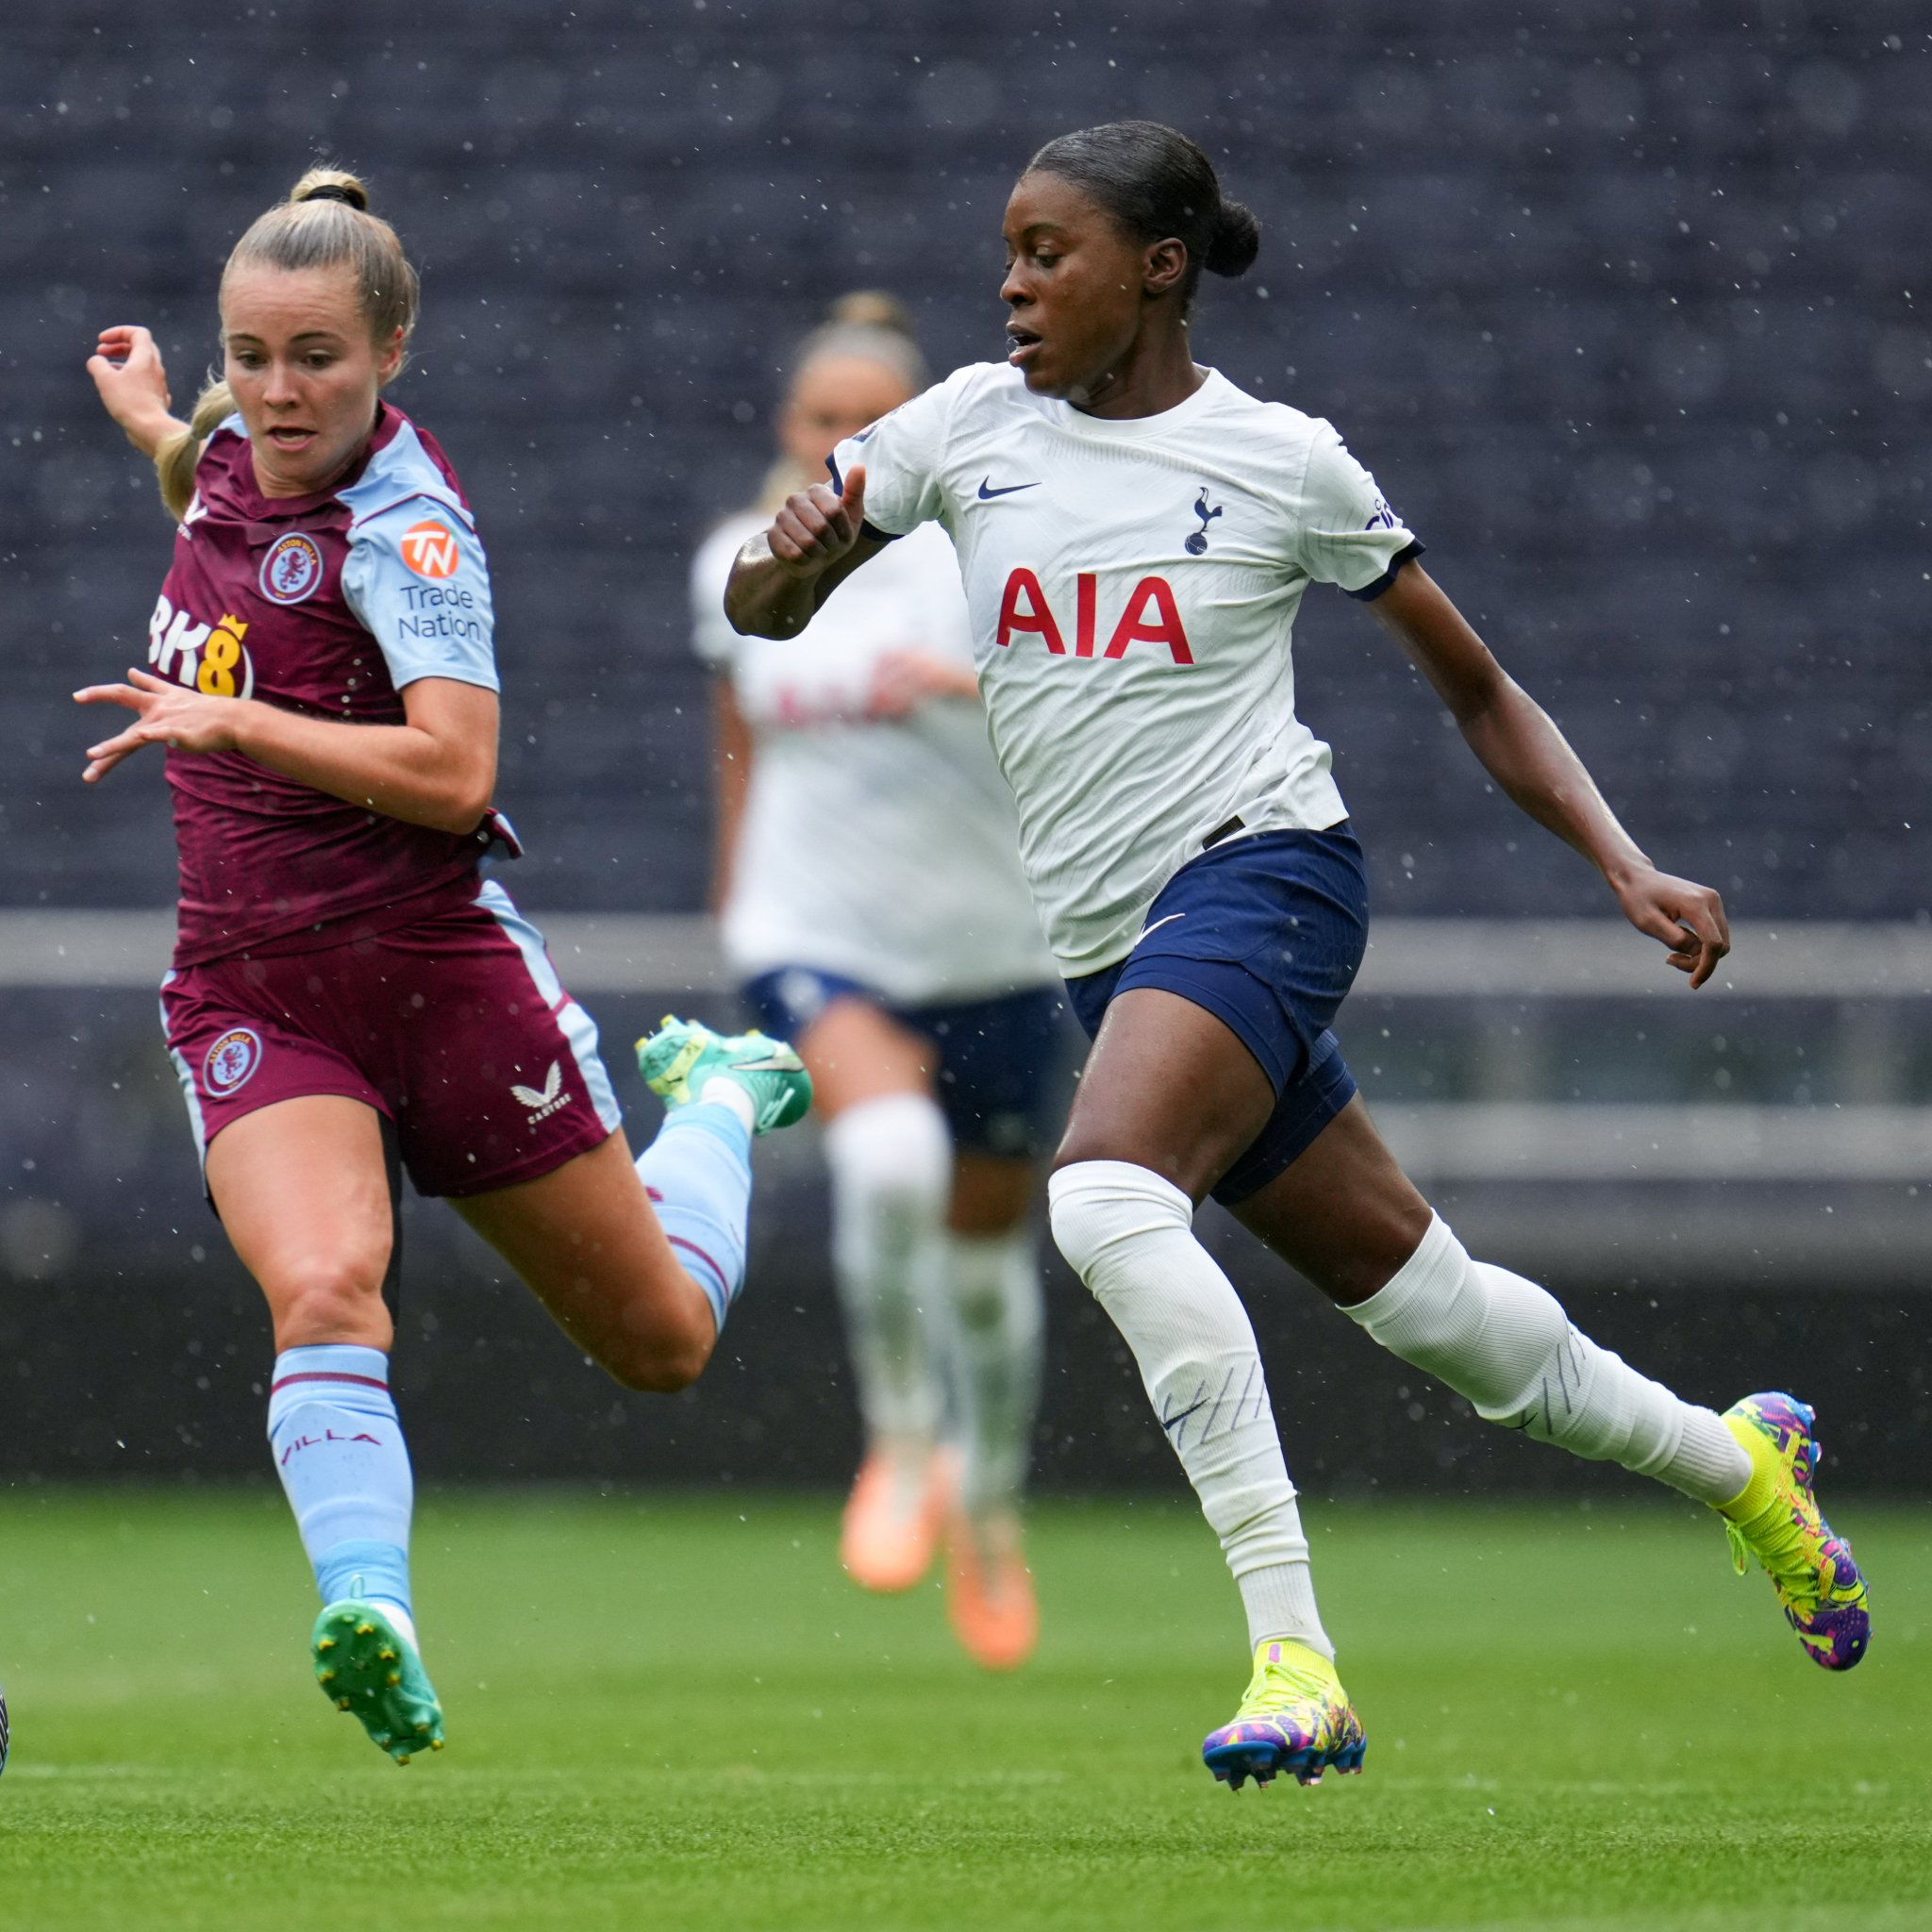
[341,496,500,692]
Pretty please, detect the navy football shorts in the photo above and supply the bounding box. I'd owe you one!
[741,968,1068,1159]
[1062,824,1368,1205]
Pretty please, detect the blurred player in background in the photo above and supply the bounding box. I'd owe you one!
[79,167,810,1763]
[691,294,1060,1669]
[728,123,1870,1788]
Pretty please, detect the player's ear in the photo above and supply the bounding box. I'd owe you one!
[1143,237,1189,299]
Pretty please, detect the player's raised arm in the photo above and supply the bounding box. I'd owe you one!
[725,463,888,638]
[85,325,187,459]
[1365,561,1730,988]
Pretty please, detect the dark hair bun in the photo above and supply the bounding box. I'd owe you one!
[1205,199,1260,277]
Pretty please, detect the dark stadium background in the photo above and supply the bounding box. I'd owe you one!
[2,3,1924,1492]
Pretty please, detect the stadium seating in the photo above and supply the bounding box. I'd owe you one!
[3,7,1924,1486]
[3,2,1921,920]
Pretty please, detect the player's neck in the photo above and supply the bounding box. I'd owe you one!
[1068,325,1205,422]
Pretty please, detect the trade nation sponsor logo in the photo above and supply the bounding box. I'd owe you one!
[399,519,462,579]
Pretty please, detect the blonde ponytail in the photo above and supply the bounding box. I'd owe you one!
[154,375,239,521]
[754,453,817,519]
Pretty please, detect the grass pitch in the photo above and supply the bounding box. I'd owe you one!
[0,1490,1926,1931]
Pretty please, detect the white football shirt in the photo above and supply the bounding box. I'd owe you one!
[832,363,1420,975]
[692,511,1055,1003]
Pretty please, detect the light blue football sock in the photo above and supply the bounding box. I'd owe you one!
[635,1102,752,1336]
[268,1345,414,1624]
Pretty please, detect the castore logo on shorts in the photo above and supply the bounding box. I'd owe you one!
[204,1027,262,1094]
[510,1061,572,1124]
[148,593,256,698]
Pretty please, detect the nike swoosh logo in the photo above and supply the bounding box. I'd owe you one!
[1130,912,1184,949]
[977,477,1039,500]
[1161,1397,1210,1437]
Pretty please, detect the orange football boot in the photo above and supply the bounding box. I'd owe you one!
[944,1507,1038,1672]
[840,1445,947,1592]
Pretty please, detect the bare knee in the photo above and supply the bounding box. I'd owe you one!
[606,1344,708,1395]
[599,1292,715,1393]
[270,1250,392,1350]
[947,1152,1034,1238]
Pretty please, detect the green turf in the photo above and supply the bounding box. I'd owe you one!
[0,1490,1925,1931]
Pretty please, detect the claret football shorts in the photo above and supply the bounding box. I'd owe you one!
[159,880,623,1198]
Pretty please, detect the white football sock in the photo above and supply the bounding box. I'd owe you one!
[942,1226,1043,1518]
[698,1074,756,1135]
[1049,1159,1331,1657]
[1343,1213,1750,1504]
[824,1093,953,1449]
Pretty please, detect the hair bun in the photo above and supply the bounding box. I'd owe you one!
[291,166,370,213]
[827,289,914,337]
[1205,199,1260,277]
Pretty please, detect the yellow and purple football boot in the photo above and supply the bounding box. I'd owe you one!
[1201,1638,1366,1790]
[1717,1392,1869,1671]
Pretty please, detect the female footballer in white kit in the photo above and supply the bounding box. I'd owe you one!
[725,123,1870,1789]
[692,294,1061,1669]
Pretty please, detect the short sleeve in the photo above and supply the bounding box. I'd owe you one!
[341,497,499,692]
[691,519,755,670]
[827,379,950,540]
[1294,423,1424,600]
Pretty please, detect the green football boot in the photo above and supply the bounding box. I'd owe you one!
[311,1595,444,1764]
[636,1015,812,1135]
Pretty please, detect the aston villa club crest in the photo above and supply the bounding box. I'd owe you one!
[259,532,325,605]
[204,1027,262,1093]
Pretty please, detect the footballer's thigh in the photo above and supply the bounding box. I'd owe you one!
[1229,1095,1433,1308]
[452,1128,717,1391]
[1052,986,1276,1200]
[205,1093,397,1352]
[794,992,937,1117]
